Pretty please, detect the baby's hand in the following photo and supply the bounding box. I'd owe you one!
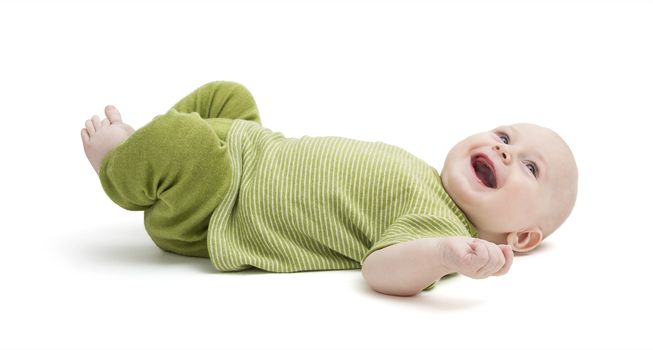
[439,237,513,279]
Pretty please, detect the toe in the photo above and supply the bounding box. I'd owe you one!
[105,105,123,124]
[85,119,95,135]
[92,115,102,130]
[101,118,110,128]
[81,128,90,144]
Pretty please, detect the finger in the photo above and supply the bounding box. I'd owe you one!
[85,119,95,135]
[91,115,102,130]
[441,237,479,274]
[477,242,502,277]
[488,243,506,276]
[470,240,491,277]
[493,245,514,276]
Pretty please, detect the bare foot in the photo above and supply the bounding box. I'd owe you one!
[81,105,136,175]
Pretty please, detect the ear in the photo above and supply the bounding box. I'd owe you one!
[506,229,543,253]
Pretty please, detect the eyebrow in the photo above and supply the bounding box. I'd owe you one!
[502,125,519,135]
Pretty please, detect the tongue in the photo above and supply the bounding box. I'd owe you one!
[474,159,496,188]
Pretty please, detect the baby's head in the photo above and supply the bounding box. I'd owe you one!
[441,123,578,252]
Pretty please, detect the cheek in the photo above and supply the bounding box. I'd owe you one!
[500,181,540,216]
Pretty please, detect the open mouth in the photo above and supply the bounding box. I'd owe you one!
[472,155,497,189]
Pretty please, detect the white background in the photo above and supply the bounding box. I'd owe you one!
[1,0,651,349]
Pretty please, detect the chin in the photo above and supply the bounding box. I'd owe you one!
[443,172,496,225]
[443,165,483,206]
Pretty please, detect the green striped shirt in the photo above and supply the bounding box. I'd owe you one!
[208,120,476,276]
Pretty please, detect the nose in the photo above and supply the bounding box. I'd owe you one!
[492,144,512,164]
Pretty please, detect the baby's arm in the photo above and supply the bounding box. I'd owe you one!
[361,237,513,297]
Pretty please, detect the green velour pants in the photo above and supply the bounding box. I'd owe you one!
[99,81,261,257]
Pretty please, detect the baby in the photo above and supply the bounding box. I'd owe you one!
[81,81,578,297]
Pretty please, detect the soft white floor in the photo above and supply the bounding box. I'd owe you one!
[2,1,652,349]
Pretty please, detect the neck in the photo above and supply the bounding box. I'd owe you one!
[475,229,508,245]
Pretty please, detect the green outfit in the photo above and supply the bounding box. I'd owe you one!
[100,81,476,290]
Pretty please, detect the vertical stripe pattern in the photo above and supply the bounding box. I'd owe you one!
[208,120,476,273]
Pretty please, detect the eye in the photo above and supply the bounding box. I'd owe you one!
[525,161,538,177]
[498,133,510,144]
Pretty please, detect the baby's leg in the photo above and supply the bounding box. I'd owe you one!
[171,81,261,124]
[82,109,232,257]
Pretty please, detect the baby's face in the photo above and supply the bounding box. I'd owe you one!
[441,123,577,242]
